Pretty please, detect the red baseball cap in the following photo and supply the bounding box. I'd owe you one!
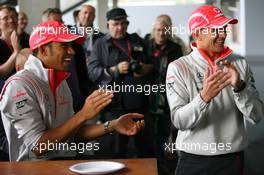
[188,5,238,33]
[29,20,80,50]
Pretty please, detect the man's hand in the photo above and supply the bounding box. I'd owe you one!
[111,113,145,136]
[10,31,21,53]
[222,61,242,90]
[80,89,114,120]
[117,61,129,74]
[200,68,231,103]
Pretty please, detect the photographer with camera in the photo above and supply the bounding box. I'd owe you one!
[87,8,155,158]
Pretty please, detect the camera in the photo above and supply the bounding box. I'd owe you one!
[129,46,143,74]
[129,59,142,74]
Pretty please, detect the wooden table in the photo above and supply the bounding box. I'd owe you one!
[0,158,157,175]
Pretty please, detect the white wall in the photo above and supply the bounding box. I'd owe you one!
[19,0,60,33]
[120,4,201,43]
[62,4,201,45]
[243,0,264,58]
[241,0,264,144]
[240,1,264,173]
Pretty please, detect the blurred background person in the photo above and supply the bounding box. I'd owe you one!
[42,7,63,22]
[68,4,105,110]
[145,14,188,55]
[73,9,80,26]
[68,5,106,156]
[76,5,104,59]
[144,14,183,175]
[15,48,31,71]
[0,5,21,161]
[17,12,29,48]
[0,6,22,79]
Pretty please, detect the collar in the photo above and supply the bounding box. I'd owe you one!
[24,55,70,96]
[105,33,129,41]
[105,33,113,41]
[191,42,233,72]
[104,33,128,49]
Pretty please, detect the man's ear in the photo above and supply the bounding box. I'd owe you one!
[192,31,198,40]
[39,45,49,57]
[126,20,129,26]
[192,29,202,41]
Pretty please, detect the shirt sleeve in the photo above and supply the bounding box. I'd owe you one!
[233,59,264,124]
[0,79,45,151]
[87,40,112,85]
[166,61,209,131]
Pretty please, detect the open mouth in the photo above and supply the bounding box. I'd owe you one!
[63,58,72,64]
[215,40,225,46]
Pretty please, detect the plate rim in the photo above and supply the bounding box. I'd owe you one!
[69,161,126,174]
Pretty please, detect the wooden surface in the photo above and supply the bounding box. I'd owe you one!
[0,158,157,175]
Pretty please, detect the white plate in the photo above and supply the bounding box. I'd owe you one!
[69,161,126,174]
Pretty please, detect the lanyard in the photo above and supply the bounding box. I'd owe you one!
[112,38,132,60]
[152,44,167,58]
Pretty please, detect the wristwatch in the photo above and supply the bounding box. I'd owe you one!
[234,80,246,93]
[104,121,114,135]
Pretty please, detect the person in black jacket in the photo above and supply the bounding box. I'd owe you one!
[144,14,183,173]
[72,4,105,98]
[17,12,30,48]
[76,5,104,58]
[87,8,155,158]
[0,5,21,161]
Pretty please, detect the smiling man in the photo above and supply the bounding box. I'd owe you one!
[166,5,264,175]
[0,20,145,161]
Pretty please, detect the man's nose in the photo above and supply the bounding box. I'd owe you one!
[116,24,123,31]
[217,28,227,38]
[8,17,15,22]
[218,31,227,38]
[67,46,75,55]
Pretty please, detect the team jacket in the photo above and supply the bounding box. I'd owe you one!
[166,43,264,155]
[0,55,75,161]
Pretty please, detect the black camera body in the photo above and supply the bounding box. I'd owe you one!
[129,58,142,74]
[129,46,143,74]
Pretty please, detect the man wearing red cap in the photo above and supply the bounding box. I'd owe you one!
[0,20,145,161]
[166,5,264,174]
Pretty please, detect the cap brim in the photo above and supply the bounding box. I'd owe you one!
[209,16,238,28]
[30,34,80,50]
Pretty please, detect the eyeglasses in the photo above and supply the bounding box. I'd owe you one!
[0,16,18,22]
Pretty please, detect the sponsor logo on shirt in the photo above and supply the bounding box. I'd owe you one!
[197,72,204,80]
[12,89,28,100]
[195,72,204,92]
[16,99,28,109]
